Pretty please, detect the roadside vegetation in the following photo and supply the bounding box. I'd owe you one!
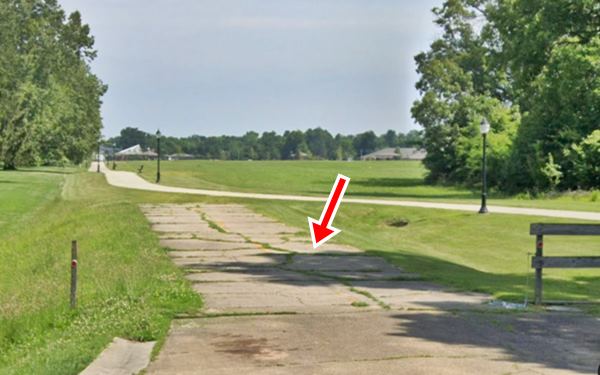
[117,160,600,212]
[0,169,202,374]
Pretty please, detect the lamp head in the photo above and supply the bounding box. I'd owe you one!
[156,129,162,138]
[480,119,490,135]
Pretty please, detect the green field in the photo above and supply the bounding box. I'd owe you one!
[0,169,206,374]
[2,165,600,373]
[117,160,600,212]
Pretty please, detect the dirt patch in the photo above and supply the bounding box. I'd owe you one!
[386,217,409,227]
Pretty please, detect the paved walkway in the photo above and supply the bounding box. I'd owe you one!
[89,162,600,221]
[141,203,599,374]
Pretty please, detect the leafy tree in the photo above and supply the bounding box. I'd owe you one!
[382,130,397,147]
[352,131,378,157]
[258,131,283,160]
[116,127,150,150]
[412,0,598,191]
[565,130,600,190]
[509,35,600,191]
[0,0,105,169]
[305,128,335,159]
[281,130,308,159]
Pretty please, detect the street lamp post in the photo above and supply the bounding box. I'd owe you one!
[112,143,116,170]
[156,130,161,183]
[479,118,490,214]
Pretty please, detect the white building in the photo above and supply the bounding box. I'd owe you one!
[361,147,426,161]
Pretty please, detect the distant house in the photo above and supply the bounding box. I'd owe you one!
[167,153,194,161]
[115,144,158,160]
[361,147,426,161]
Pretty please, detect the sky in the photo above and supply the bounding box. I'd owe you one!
[59,0,441,138]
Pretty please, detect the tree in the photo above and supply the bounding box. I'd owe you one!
[411,0,598,191]
[305,128,335,159]
[382,130,397,147]
[352,131,377,157]
[258,131,283,160]
[281,131,307,159]
[566,130,600,189]
[508,35,600,191]
[116,127,150,150]
[0,1,105,169]
[403,130,424,147]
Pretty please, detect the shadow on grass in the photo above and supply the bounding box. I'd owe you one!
[353,177,426,187]
[366,249,600,302]
[305,189,478,200]
[346,191,478,200]
[337,177,479,200]
[8,168,77,175]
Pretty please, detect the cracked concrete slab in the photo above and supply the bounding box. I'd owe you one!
[152,223,213,233]
[275,241,361,254]
[196,282,374,313]
[81,337,155,375]
[288,255,401,273]
[172,253,289,269]
[215,223,300,235]
[159,232,248,242]
[185,269,324,283]
[169,249,283,259]
[147,312,597,375]
[348,280,490,310]
[315,269,417,281]
[140,203,599,374]
[160,239,260,251]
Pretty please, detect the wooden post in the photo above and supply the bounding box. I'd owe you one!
[70,240,78,309]
[534,234,543,305]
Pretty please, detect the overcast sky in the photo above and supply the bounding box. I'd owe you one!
[59,0,441,138]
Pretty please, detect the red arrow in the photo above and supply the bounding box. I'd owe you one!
[308,174,350,248]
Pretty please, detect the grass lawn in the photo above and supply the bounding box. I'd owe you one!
[0,169,210,374]
[116,160,600,212]
[2,165,599,373]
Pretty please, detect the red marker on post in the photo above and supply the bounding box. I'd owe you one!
[308,174,350,249]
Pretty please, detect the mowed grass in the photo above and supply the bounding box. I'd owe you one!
[117,160,600,212]
[0,169,205,374]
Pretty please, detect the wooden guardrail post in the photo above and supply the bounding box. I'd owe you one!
[70,240,78,309]
[530,223,600,305]
[534,233,543,305]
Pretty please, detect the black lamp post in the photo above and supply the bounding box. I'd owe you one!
[478,118,490,214]
[156,129,161,183]
[112,143,117,170]
[97,142,101,173]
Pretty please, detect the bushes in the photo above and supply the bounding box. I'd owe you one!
[566,130,600,189]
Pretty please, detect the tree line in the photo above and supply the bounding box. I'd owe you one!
[0,0,105,170]
[107,127,423,160]
[413,0,600,193]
